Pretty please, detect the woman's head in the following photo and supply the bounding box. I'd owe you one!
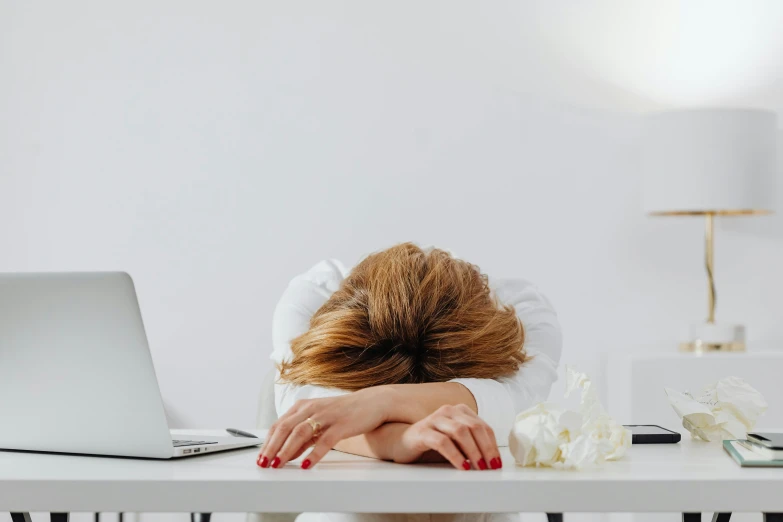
[278,243,526,390]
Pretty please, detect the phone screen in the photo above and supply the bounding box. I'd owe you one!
[627,425,674,435]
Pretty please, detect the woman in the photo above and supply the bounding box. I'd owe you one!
[258,243,561,471]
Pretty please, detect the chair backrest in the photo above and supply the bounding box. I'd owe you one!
[256,366,279,429]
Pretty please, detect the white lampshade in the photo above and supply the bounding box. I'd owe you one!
[643,109,777,215]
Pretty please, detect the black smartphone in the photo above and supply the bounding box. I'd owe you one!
[624,424,681,444]
[747,432,783,449]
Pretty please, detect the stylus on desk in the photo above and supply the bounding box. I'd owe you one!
[226,428,260,439]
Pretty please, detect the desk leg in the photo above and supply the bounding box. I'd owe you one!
[11,513,68,522]
[683,513,701,522]
[712,514,731,522]
[191,513,212,522]
[546,514,563,522]
[764,514,783,522]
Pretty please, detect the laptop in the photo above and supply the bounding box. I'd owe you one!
[0,272,262,459]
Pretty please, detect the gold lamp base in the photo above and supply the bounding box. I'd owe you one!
[679,322,747,353]
[679,340,746,353]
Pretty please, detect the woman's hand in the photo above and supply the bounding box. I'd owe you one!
[393,404,503,470]
[257,386,396,469]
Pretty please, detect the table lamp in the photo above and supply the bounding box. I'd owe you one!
[642,108,777,352]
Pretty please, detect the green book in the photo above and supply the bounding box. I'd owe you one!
[723,440,783,467]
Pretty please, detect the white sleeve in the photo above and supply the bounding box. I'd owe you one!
[271,259,352,417]
[450,278,562,445]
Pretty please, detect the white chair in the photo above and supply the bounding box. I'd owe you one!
[255,367,281,434]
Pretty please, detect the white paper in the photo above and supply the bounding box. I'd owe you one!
[508,366,631,470]
[665,376,767,442]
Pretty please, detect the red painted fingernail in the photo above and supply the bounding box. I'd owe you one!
[301,459,311,469]
[490,457,501,469]
[257,456,269,468]
[271,457,281,468]
[462,460,470,470]
[499,456,503,468]
[478,458,488,470]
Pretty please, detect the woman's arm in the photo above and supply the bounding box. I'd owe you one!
[316,405,502,470]
[334,422,408,461]
[260,381,481,467]
[331,382,478,458]
[335,421,469,464]
[375,382,478,423]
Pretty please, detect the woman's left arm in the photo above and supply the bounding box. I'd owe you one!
[448,278,562,444]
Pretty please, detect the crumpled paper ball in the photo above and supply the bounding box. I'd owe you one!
[665,376,767,441]
[509,366,631,469]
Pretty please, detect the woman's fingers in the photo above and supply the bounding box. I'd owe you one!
[422,428,469,470]
[274,420,320,467]
[258,420,296,467]
[289,439,315,461]
[299,430,338,469]
[258,406,313,467]
[453,409,502,469]
[431,416,484,470]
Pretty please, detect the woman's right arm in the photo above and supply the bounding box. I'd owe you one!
[313,404,502,470]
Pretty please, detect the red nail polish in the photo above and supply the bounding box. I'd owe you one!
[498,456,503,468]
[462,460,470,470]
[490,457,501,469]
[478,458,488,470]
[257,456,269,468]
[301,459,311,469]
[271,457,281,468]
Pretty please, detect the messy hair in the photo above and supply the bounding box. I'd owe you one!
[278,243,526,390]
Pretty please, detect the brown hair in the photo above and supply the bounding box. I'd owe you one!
[278,243,527,390]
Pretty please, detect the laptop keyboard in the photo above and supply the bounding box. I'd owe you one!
[172,439,219,447]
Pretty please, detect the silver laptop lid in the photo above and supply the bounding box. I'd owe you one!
[0,272,173,458]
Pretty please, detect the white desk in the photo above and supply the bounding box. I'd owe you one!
[1,430,783,514]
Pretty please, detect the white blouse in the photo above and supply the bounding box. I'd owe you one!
[271,258,562,445]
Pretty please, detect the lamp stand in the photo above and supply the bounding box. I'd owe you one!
[705,213,716,324]
[680,213,746,353]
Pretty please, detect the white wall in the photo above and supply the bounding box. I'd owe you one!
[2,0,783,434]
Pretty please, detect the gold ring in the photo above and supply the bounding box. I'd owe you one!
[306,417,322,438]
